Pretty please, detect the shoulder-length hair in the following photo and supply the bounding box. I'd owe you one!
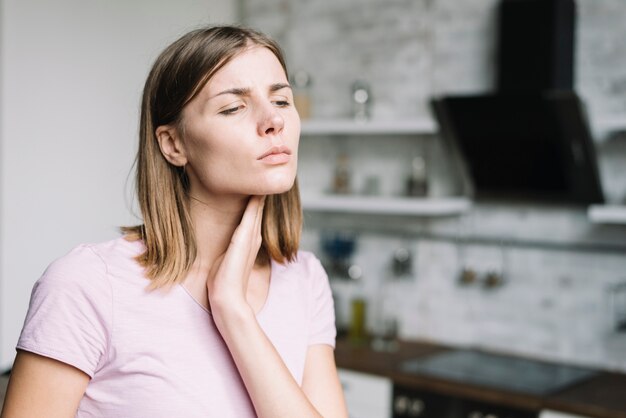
[122,26,302,290]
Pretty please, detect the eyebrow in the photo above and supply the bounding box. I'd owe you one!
[210,83,292,100]
[269,82,291,92]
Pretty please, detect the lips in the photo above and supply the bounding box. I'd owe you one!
[257,145,292,165]
[257,145,291,160]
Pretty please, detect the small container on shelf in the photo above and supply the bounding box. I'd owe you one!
[349,297,367,345]
[361,175,381,196]
[332,153,352,194]
[370,273,400,352]
[351,80,372,121]
[405,156,428,197]
[347,265,368,346]
[291,69,312,119]
[320,230,357,278]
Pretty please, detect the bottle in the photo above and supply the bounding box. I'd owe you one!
[332,153,351,194]
[348,264,367,345]
[351,80,371,121]
[370,274,399,352]
[291,70,312,119]
[349,298,367,345]
[405,156,428,197]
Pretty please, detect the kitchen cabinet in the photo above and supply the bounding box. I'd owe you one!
[335,338,626,418]
[393,384,539,418]
[338,368,393,418]
[300,119,471,217]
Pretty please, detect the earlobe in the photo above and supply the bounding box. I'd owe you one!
[155,125,187,167]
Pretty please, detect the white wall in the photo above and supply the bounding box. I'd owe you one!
[0,0,239,370]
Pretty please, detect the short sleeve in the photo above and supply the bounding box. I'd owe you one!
[16,244,112,378]
[306,254,337,348]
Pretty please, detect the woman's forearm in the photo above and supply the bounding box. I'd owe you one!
[212,302,323,418]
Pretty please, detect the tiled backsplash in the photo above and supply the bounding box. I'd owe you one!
[302,204,626,372]
[245,0,626,371]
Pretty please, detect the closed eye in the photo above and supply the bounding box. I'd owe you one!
[274,100,290,107]
[219,105,244,115]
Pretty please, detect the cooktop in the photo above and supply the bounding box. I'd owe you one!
[401,349,598,396]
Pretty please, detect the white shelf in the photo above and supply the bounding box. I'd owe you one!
[591,116,626,141]
[588,204,626,225]
[596,117,626,133]
[302,195,471,216]
[300,118,437,136]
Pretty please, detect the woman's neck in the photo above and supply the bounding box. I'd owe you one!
[187,193,248,275]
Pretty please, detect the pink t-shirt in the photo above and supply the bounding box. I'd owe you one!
[16,237,336,417]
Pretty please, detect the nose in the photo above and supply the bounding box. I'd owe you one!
[257,102,285,137]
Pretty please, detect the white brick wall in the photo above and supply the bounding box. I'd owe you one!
[244,0,626,126]
[245,0,626,372]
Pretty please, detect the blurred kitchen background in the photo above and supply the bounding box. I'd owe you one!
[244,0,626,371]
[1,0,626,417]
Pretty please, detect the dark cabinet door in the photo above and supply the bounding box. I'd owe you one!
[392,385,539,418]
[459,398,538,418]
[392,385,454,418]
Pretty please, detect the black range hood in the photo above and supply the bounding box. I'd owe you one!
[433,91,604,204]
[432,0,604,204]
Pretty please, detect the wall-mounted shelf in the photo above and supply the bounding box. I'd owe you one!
[588,204,626,225]
[300,118,437,136]
[591,116,626,141]
[301,195,471,216]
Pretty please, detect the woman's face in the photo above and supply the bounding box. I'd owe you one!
[177,45,300,198]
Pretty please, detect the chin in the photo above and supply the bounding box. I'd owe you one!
[249,175,296,196]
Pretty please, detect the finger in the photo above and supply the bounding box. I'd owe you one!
[231,195,262,246]
[247,195,266,264]
[253,195,265,237]
[226,196,264,273]
[256,194,266,229]
[246,195,264,242]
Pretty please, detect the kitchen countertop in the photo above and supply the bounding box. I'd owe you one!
[335,337,626,418]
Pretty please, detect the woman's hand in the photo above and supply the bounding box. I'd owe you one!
[206,195,266,323]
[201,194,347,418]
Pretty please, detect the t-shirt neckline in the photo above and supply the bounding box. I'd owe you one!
[176,258,276,318]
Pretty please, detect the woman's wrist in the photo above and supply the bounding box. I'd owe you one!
[210,297,255,333]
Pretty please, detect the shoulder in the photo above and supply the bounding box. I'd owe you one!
[276,250,329,290]
[39,236,141,290]
[42,243,107,285]
[281,250,326,276]
[19,240,122,378]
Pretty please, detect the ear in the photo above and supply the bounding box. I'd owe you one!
[155,125,187,167]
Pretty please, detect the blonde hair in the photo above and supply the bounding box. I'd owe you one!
[122,26,302,289]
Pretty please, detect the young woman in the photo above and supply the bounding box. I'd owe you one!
[1,26,348,418]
